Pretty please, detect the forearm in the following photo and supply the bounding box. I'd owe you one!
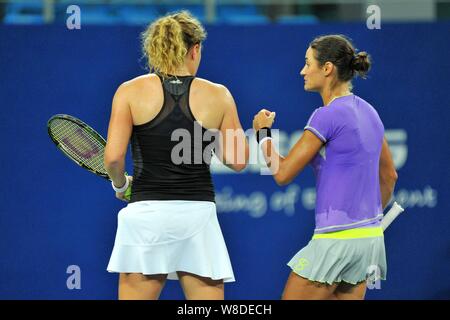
[378,138,398,210]
[105,160,126,187]
[216,134,249,172]
[380,176,397,210]
[260,139,287,184]
[254,112,320,186]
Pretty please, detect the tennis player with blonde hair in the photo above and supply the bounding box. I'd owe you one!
[104,11,249,300]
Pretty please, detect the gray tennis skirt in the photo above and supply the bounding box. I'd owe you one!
[107,200,235,282]
[287,227,387,285]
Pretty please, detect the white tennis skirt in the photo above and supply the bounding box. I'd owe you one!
[107,200,235,283]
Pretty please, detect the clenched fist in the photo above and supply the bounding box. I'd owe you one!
[253,109,276,132]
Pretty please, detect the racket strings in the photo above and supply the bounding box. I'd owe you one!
[49,119,107,175]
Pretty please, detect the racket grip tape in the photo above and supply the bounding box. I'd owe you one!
[124,185,132,201]
[124,172,132,201]
[381,202,405,231]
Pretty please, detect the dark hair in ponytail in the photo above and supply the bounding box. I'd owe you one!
[351,51,371,79]
[310,34,371,81]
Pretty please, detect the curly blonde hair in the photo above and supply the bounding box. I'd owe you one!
[142,11,207,77]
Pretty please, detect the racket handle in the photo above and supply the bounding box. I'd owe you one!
[381,202,405,231]
[124,185,132,201]
[124,173,132,201]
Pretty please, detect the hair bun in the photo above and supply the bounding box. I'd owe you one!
[352,51,371,78]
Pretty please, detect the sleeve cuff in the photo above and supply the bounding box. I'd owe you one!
[304,126,327,143]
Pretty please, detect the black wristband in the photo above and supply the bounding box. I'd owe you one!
[256,127,272,144]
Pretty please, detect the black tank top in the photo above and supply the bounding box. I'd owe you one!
[129,74,216,203]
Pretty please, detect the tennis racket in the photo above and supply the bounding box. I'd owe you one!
[381,201,404,231]
[47,114,131,201]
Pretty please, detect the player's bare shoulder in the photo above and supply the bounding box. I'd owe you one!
[120,74,160,92]
[192,77,233,110]
[194,77,229,94]
[115,74,162,105]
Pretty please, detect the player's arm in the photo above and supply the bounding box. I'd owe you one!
[215,85,249,172]
[379,138,398,209]
[262,131,323,185]
[104,83,133,188]
[254,110,323,185]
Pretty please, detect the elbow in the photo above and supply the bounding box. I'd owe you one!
[104,148,126,168]
[387,169,398,186]
[392,170,399,182]
[104,155,125,170]
[275,177,290,186]
[274,172,291,186]
[390,170,398,190]
[231,163,247,172]
[380,168,398,190]
[273,161,295,186]
[228,148,249,172]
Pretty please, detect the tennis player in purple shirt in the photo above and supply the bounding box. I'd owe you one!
[253,35,398,300]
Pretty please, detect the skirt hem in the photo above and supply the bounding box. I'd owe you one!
[106,268,235,283]
[289,268,386,286]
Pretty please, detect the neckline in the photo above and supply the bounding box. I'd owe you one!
[327,93,353,106]
[164,73,194,78]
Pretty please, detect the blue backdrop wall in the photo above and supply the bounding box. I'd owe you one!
[0,22,449,299]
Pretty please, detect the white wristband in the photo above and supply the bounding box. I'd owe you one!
[259,137,273,149]
[112,175,129,193]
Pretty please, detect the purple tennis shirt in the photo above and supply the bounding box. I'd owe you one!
[305,94,384,234]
